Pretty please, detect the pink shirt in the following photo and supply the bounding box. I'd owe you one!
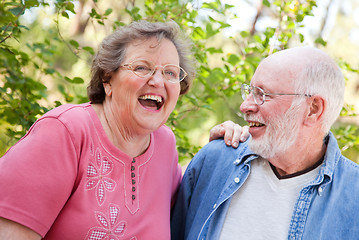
[0,103,182,239]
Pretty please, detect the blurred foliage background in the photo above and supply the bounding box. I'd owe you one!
[1,0,358,164]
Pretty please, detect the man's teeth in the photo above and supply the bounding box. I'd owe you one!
[249,122,263,127]
[139,95,162,103]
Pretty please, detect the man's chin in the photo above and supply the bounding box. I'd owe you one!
[248,138,276,159]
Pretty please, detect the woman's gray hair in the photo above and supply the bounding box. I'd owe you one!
[88,20,196,103]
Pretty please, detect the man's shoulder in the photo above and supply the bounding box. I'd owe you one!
[202,138,250,155]
[326,155,359,196]
[189,139,251,170]
[324,132,359,179]
[336,156,359,176]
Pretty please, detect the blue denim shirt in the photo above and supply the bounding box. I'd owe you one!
[171,132,359,240]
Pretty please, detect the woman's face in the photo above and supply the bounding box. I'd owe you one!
[104,37,181,135]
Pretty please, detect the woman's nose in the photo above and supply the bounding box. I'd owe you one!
[148,69,165,87]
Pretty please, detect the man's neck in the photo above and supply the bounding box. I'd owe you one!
[267,136,327,176]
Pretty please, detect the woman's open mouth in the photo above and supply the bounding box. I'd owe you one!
[138,94,164,111]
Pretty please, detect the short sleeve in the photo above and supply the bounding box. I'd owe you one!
[0,117,79,237]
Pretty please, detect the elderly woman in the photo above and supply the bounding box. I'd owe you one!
[0,21,247,239]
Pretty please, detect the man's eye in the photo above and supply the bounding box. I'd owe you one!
[254,89,263,97]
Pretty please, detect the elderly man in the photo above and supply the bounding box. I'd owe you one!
[171,46,359,239]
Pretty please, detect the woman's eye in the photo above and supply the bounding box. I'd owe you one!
[134,65,151,72]
[165,71,176,77]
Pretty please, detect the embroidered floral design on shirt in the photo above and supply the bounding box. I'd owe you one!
[85,204,127,240]
[86,148,117,206]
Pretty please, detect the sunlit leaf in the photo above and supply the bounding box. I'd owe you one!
[314,37,327,46]
[69,40,79,48]
[263,0,270,7]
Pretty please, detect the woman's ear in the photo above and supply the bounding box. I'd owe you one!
[103,82,112,96]
[304,96,325,125]
[103,72,113,97]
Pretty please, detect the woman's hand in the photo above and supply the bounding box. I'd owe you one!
[209,121,249,148]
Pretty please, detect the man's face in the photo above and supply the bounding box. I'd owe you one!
[246,100,304,158]
[240,59,306,158]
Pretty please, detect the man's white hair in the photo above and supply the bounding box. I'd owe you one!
[291,47,344,134]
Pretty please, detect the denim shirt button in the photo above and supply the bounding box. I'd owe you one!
[233,159,241,165]
[318,186,323,195]
[234,177,240,183]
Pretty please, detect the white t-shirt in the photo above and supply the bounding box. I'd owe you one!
[219,157,320,240]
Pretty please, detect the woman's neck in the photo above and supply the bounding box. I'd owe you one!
[92,103,151,158]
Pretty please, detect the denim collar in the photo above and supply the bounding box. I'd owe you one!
[315,131,341,185]
[237,132,340,187]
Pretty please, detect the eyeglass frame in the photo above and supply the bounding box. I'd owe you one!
[240,83,312,105]
[119,59,188,83]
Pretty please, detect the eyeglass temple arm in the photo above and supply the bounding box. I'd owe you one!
[265,93,312,97]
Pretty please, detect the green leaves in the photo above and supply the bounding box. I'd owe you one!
[227,54,240,66]
[314,37,327,47]
[333,125,359,154]
[9,6,25,16]
[0,0,358,162]
[126,7,142,21]
[69,39,79,48]
[263,0,270,8]
[65,76,84,84]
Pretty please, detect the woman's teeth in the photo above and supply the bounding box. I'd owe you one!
[138,95,162,103]
[138,95,164,110]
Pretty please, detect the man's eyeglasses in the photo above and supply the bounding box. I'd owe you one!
[240,83,312,105]
[120,59,187,83]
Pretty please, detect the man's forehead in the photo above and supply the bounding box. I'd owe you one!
[251,61,295,91]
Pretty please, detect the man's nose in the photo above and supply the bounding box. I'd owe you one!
[240,94,258,114]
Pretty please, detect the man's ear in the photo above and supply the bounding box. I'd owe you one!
[304,96,325,125]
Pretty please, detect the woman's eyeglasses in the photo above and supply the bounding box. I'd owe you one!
[120,59,187,83]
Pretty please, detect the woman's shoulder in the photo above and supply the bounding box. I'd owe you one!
[152,125,177,148]
[42,102,91,120]
[154,125,175,138]
[36,102,94,136]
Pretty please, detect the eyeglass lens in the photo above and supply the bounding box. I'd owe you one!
[241,84,264,105]
[130,60,185,82]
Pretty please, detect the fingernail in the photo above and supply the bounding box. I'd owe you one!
[233,142,238,147]
[227,140,231,145]
[240,137,245,142]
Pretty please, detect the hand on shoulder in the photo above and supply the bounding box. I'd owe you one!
[209,121,249,148]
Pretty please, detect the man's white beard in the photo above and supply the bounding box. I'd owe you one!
[248,101,304,159]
